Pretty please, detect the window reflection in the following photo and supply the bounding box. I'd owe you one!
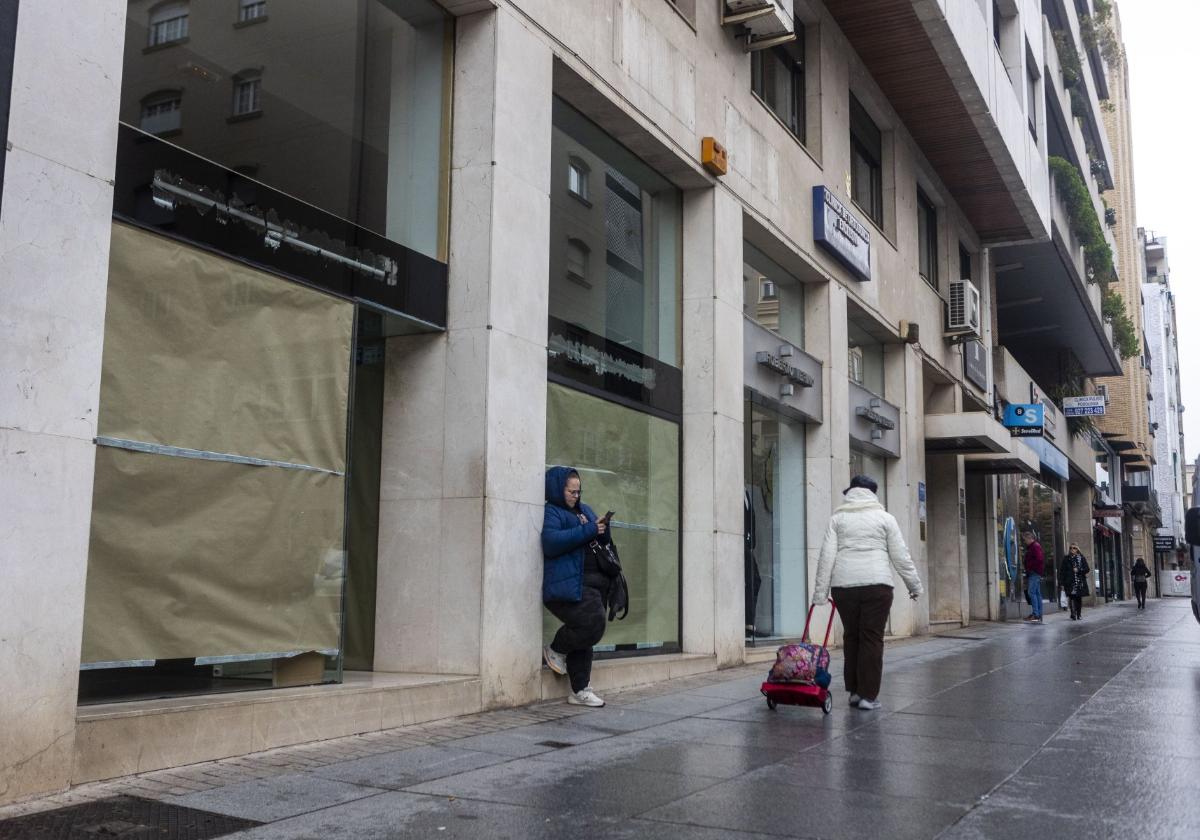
[121,0,451,260]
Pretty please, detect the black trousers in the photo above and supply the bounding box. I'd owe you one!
[1068,593,1084,618]
[545,586,607,692]
[1134,582,1147,608]
[831,584,894,701]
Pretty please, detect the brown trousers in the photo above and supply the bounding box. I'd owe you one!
[831,584,894,701]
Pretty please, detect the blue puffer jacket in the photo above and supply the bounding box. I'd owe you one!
[542,466,608,602]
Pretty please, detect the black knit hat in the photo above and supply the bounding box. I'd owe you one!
[844,474,878,495]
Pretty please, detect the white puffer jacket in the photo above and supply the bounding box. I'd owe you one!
[811,488,923,604]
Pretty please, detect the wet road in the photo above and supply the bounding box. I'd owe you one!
[20,599,1200,839]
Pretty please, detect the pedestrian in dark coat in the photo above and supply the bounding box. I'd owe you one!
[1131,558,1151,609]
[541,466,608,707]
[1060,543,1091,620]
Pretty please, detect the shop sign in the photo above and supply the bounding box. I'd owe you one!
[1154,535,1176,551]
[1002,403,1044,437]
[855,405,896,430]
[1025,436,1069,481]
[755,351,814,387]
[812,186,871,282]
[1063,395,1106,416]
[963,339,987,390]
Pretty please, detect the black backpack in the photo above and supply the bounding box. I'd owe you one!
[588,540,629,621]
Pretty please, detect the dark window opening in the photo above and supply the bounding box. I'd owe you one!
[751,21,806,143]
[850,94,883,226]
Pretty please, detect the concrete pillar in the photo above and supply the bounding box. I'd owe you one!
[374,7,553,708]
[926,453,967,624]
[0,0,125,806]
[681,187,744,666]
[1065,479,1093,606]
[891,343,928,636]
[966,474,996,621]
[805,282,848,644]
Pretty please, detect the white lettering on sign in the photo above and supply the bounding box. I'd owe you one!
[813,186,871,282]
[548,332,657,389]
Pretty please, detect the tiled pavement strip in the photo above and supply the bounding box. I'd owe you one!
[3,598,1197,838]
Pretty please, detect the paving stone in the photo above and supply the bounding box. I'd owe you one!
[309,745,511,789]
[169,772,387,822]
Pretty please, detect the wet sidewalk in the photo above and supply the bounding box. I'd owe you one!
[3,599,1198,839]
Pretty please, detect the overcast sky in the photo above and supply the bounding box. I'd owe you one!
[1117,2,1198,463]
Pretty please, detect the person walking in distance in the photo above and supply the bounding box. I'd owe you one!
[812,475,923,711]
[1131,557,1151,610]
[1060,543,1091,620]
[541,466,609,707]
[1022,531,1045,624]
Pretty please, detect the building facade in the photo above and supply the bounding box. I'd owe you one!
[1142,232,1187,572]
[1,0,1128,806]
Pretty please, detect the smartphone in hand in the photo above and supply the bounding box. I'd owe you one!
[604,511,615,523]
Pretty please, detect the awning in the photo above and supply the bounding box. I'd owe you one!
[924,412,1012,454]
[964,439,1040,476]
[1025,437,1070,481]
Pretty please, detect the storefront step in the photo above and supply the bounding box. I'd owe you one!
[72,673,482,785]
[539,653,717,700]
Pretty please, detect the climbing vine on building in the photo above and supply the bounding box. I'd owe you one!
[1049,156,1115,284]
[1102,286,1140,360]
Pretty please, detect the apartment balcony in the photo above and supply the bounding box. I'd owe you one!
[826,0,1046,242]
[991,172,1121,381]
[1123,484,1162,525]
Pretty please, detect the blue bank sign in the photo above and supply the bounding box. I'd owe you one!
[1003,403,1044,437]
[813,186,871,282]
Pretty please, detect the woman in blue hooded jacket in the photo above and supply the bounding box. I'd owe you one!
[542,466,609,707]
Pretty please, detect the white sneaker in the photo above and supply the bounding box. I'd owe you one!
[849,693,861,706]
[543,645,567,676]
[567,686,605,707]
[857,698,882,711]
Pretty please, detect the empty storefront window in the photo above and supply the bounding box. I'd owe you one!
[545,384,680,652]
[745,401,807,640]
[80,224,355,698]
[743,242,805,348]
[546,98,683,655]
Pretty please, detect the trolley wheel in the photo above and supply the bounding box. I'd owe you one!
[822,693,833,715]
[766,697,777,710]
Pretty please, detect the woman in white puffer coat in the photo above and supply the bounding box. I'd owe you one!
[812,475,922,711]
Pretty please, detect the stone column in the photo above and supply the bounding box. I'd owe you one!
[805,282,848,645]
[0,0,125,805]
[890,343,929,636]
[1065,478,1095,607]
[374,7,553,709]
[680,187,744,666]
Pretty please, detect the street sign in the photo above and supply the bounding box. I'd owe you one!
[1002,403,1044,437]
[1063,395,1106,416]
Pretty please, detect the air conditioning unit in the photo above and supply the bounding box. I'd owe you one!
[946,279,982,337]
[1096,383,1110,404]
[723,1,796,50]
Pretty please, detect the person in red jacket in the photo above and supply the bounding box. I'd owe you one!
[1022,531,1045,623]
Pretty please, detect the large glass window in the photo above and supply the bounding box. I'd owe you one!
[549,98,682,367]
[751,21,806,143]
[849,446,888,508]
[743,242,805,348]
[545,384,680,652]
[848,320,884,396]
[917,189,938,290]
[850,94,883,227]
[745,401,807,641]
[120,0,452,260]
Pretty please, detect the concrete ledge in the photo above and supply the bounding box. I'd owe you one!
[73,672,482,784]
[539,652,716,699]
